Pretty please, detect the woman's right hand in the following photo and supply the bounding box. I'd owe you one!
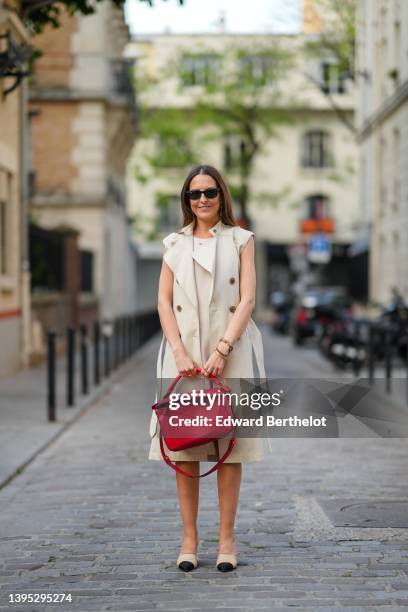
[173,346,198,376]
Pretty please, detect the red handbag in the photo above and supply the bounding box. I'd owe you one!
[152,368,236,478]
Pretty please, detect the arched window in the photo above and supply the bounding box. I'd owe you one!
[305,194,330,219]
[300,194,334,233]
[302,130,332,168]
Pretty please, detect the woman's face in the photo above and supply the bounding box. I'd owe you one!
[188,173,221,225]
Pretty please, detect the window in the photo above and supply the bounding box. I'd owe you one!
[180,54,219,86]
[156,135,191,168]
[156,194,181,233]
[240,54,275,86]
[302,130,332,168]
[0,169,11,276]
[305,194,330,219]
[300,195,334,233]
[320,61,346,94]
[392,127,400,210]
[224,135,246,170]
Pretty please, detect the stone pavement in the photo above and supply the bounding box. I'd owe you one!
[0,327,408,611]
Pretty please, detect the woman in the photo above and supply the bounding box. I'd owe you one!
[149,164,265,572]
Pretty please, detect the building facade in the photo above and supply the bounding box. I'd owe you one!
[29,1,137,325]
[356,0,408,304]
[0,0,31,376]
[126,25,358,311]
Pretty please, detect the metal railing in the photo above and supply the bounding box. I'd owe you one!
[46,310,160,421]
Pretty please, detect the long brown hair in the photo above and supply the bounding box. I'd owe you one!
[180,165,237,228]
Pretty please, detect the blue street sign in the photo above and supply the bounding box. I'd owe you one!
[308,233,331,263]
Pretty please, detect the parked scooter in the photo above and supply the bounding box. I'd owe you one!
[376,288,408,361]
[270,291,293,335]
[292,287,351,346]
[319,315,367,373]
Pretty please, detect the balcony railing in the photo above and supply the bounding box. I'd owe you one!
[300,218,335,234]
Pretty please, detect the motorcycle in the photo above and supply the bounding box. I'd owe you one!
[318,315,368,373]
[376,288,408,361]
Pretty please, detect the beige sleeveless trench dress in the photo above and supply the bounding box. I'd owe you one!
[148,219,265,463]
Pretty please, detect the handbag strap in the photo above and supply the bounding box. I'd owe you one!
[159,435,236,478]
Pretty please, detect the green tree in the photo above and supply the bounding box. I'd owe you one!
[22,0,184,33]
[135,41,297,229]
[303,0,357,134]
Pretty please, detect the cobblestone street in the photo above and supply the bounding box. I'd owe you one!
[1,327,408,611]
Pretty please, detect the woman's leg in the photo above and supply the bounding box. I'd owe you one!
[175,461,200,553]
[217,462,242,554]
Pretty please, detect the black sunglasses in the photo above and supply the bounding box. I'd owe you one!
[187,187,220,201]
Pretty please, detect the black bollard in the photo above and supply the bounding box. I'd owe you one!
[80,324,89,395]
[122,316,126,361]
[67,326,76,407]
[47,330,57,422]
[368,323,375,385]
[93,320,101,386]
[135,314,141,350]
[132,314,137,354]
[406,342,408,408]
[125,316,129,359]
[352,320,360,376]
[104,330,110,377]
[121,316,126,363]
[129,315,134,355]
[385,325,392,394]
[127,315,131,359]
[114,318,120,369]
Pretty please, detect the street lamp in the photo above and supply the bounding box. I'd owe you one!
[0,31,31,96]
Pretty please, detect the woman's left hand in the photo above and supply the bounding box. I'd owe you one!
[203,350,226,377]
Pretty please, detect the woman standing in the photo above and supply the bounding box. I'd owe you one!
[149,165,265,572]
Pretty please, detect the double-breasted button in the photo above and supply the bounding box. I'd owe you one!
[229,277,235,284]
[176,305,182,312]
[229,305,236,313]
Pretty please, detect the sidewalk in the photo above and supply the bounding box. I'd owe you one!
[0,337,158,490]
[360,363,408,414]
[0,326,407,610]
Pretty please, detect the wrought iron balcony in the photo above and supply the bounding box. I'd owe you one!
[0,31,31,96]
[300,218,335,234]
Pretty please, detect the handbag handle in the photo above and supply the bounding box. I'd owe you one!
[159,435,236,478]
[161,367,229,400]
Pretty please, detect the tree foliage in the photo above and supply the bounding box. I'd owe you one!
[303,0,357,133]
[22,0,184,33]
[135,41,297,227]
[305,0,356,79]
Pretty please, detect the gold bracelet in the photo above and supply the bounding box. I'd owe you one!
[215,347,228,360]
[219,337,234,353]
